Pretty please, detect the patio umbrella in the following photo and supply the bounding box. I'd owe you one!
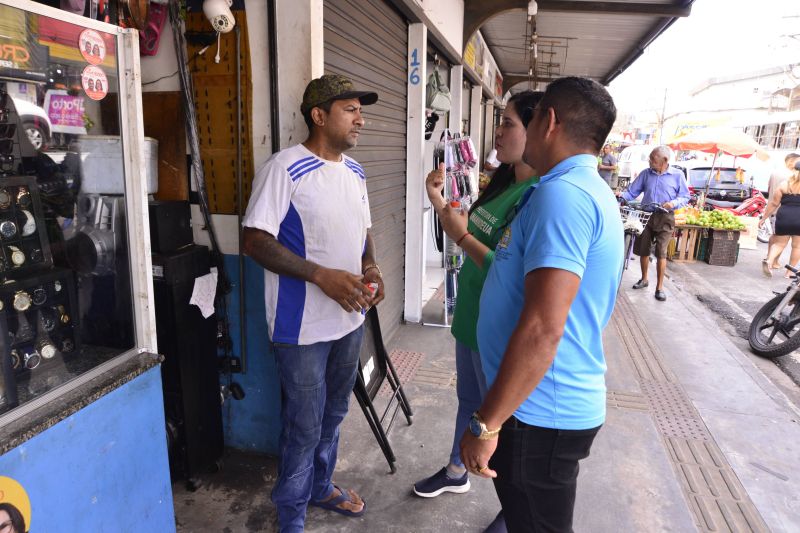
[666,126,770,161]
[667,127,770,204]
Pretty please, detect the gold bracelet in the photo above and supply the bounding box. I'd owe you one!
[363,263,382,277]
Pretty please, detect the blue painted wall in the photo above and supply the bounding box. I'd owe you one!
[220,254,281,454]
[0,366,175,532]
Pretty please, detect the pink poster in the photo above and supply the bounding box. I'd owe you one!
[44,90,87,135]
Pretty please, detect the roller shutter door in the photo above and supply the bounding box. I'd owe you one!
[324,0,408,341]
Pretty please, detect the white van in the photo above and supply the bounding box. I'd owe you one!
[617,145,654,182]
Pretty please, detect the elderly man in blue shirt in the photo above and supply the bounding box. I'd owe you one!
[619,145,689,301]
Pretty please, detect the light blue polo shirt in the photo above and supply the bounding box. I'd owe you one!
[477,154,624,430]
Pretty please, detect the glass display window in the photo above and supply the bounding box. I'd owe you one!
[0,1,156,421]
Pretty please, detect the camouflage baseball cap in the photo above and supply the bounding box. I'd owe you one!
[301,74,378,114]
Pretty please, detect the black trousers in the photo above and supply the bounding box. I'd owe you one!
[489,417,602,533]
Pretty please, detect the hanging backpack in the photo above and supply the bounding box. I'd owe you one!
[426,69,451,113]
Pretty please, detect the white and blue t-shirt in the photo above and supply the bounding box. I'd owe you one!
[243,143,371,345]
[477,154,624,430]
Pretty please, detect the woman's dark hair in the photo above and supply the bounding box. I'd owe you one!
[0,502,26,533]
[470,90,543,215]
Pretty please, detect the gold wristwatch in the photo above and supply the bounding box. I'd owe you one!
[469,411,501,440]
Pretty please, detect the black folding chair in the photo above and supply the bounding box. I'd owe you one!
[352,307,413,473]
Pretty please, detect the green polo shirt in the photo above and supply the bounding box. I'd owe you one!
[451,176,538,350]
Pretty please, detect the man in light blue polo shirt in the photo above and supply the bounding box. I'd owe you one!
[459,77,623,532]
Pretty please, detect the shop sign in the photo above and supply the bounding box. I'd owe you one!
[0,38,48,83]
[464,37,476,71]
[44,89,87,135]
[81,65,108,101]
[465,32,486,78]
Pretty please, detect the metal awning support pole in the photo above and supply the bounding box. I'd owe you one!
[702,150,720,207]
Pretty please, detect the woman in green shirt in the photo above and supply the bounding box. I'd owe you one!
[413,91,543,513]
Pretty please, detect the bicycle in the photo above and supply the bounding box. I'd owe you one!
[618,201,669,273]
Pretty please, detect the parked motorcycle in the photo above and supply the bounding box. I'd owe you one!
[748,264,800,358]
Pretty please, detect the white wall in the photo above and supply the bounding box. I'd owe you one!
[412,0,464,55]
[275,0,323,148]
[136,2,274,255]
[139,22,180,93]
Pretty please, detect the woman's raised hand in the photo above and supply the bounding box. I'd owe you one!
[426,163,446,208]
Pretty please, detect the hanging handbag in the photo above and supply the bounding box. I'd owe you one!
[426,69,451,113]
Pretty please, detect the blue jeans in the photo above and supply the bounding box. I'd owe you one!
[271,325,364,533]
[450,340,489,467]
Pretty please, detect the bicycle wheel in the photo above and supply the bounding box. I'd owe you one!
[622,233,633,270]
[748,292,800,358]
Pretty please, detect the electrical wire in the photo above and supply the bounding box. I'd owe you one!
[168,0,230,293]
[141,48,206,86]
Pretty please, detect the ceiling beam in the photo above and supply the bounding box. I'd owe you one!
[537,1,691,17]
[464,1,691,44]
[502,75,561,94]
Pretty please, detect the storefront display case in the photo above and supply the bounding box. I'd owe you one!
[0,0,157,426]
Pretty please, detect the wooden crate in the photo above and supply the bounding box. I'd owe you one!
[670,225,705,263]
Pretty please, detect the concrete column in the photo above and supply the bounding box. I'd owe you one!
[403,23,427,324]
[274,0,324,149]
[483,101,495,164]
[449,64,463,135]
[469,85,482,162]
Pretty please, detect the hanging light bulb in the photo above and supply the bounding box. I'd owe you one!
[528,0,538,17]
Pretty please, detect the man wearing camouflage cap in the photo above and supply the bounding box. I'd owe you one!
[243,74,382,532]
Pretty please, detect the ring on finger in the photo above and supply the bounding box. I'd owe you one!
[476,465,487,473]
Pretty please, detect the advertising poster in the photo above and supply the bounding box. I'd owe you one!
[44,89,87,135]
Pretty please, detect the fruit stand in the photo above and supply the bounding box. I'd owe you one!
[670,209,746,266]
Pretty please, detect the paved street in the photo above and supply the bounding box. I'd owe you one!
[665,240,800,396]
[174,257,800,532]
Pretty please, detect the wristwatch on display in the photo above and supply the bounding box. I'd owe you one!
[29,248,42,263]
[39,309,56,332]
[8,245,24,266]
[0,188,11,209]
[468,411,501,440]
[32,286,47,306]
[23,348,41,370]
[36,338,57,359]
[13,290,32,312]
[53,280,62,293]
[10,349,21,370]
[0,219,17,239]
[61,337,75,353]
[16,187,31,208]
[56,305,70,324]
